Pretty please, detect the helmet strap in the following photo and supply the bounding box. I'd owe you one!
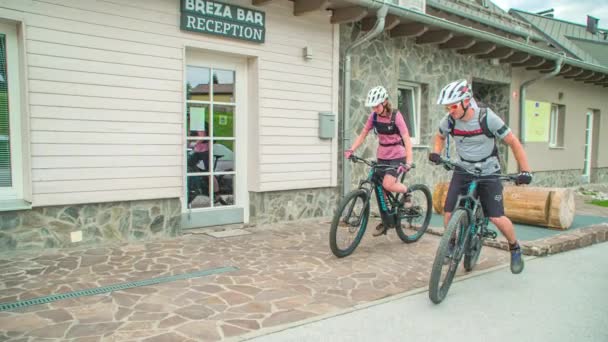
[458,100,469,120]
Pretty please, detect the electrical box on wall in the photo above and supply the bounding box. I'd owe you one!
[318,112,335,139]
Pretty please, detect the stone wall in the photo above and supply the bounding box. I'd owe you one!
[249,188,339,225]
[532,169,585,187]
[0,199,181,252]
[592,168,608,184]
[340,24,512,191]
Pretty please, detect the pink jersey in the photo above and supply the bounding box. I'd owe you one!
[364,111,409,160]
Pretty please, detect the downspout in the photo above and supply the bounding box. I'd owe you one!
[519,53,565,144]
[342,4,388,196]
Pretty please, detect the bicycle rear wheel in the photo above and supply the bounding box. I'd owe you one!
[429,209,470,304]
[329,189,370,258]
[395,184,432,243]
[464,207,484,272]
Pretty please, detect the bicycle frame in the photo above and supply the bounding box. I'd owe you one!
[453,180,488,246]
[356,161,405,230]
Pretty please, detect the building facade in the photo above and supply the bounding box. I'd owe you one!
[0,0,342,250]
[1,0,606,252]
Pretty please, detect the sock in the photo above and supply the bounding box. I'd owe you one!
[509,241,520,251]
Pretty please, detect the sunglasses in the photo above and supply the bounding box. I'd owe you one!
[445,103,459,111]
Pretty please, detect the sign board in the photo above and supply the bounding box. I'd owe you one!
[525,100,550,142]
[180,0,265,43]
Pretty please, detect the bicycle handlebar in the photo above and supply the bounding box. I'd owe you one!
[349,155,416,171]
[436,157,517,182]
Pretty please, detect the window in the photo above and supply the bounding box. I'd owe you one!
[0,22,23,202]
[397,82,421,145]
[549,104,565,147]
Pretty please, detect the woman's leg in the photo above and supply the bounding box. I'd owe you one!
[382,174,407,193]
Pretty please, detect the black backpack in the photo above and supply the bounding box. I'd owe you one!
[446,107,494,138]
[372,110,405,147]
[445,107,500,163]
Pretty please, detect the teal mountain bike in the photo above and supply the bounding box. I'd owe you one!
[428,158,517,304]
[330,155,432,258]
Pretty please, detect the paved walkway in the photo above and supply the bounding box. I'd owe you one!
[246,243,608,342]
[0,218,510,341]
[1,192,607,342]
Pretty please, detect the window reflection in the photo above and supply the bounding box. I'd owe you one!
[187,66,210,101]
[213,105,235,138]
[213,69,235,102]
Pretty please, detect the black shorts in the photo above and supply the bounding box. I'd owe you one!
[377,158,404,178]
[443,168,505,218]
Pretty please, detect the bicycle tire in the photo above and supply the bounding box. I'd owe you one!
[464,207,484,272]
[428,209,470,304]
[329,189,370,258]
[395,184,432,243]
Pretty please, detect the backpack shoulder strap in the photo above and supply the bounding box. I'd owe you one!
[447,115,455,136]
[478,107,494,138]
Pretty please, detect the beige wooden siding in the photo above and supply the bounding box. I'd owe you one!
[2,0,338,206]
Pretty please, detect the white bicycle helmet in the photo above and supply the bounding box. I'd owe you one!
[437,79,473,105]
[365,86,389,107]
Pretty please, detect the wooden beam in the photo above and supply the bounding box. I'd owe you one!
[477,47,514,59]
[330,7,368,24]
[458,42,496,55]
[526,61,556,71]
[561,68,585,78]
[416,30,453,45]
[542,64,571,74]
[361,14,401,31]
[294,0,330,16]
[586,75,607,84]
[586,74,607,84]
[252,0,274,5]
[574,71,595,81]
[389,23,428,38]
[501,52,530,64]
[512,56,544,68]
[439,36,476,50]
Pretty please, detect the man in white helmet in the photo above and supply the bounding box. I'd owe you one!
[429,79,532,274]
[344,85,414,236]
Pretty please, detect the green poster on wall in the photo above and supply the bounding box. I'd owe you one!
[525,100,550,142]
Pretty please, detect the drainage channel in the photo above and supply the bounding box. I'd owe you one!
[0,266,238,312]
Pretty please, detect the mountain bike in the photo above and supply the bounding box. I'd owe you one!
[428,158,517,304]
[329,155,432,258]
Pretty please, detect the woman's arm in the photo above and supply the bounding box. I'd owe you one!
[402,132,413,165]
[349,128,370,152]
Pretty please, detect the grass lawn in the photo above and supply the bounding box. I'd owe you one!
[590,200,608,207]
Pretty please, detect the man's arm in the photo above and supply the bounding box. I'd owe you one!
[432,132,446,154]
[502,132,530,172]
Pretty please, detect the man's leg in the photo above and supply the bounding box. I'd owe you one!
[489,216,516,244]
[481,178,524,274]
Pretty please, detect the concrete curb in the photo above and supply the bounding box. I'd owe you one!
[425,223,608,256]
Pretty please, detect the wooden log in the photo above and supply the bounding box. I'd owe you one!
[432,183,575,230]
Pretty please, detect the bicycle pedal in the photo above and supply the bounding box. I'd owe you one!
[483,231,498,239]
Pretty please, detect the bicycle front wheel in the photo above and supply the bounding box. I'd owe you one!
[429,209,470,304]
[464,207,484,272]
[395,184,432,243]
[329,189,370,258]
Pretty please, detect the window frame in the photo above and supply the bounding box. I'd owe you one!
[0,21,24,202]
[397,81,421,145]
[549,103,565,148]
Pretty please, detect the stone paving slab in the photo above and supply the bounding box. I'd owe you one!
[0,218,512,341]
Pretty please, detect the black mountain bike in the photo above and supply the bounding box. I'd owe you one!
[428,158,517,304]
[329,155,432,258]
